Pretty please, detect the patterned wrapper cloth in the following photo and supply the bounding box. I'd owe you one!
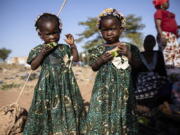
[161,31,180,68]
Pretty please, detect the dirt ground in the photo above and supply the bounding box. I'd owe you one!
[0,64,96,110]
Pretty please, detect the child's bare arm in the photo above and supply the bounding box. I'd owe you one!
[91,52,113,71]
[71,46,79,62]
[31,46,53,70]
[65,34,79,62]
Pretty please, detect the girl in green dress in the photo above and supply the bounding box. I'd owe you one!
[23,13,85,135]
[81,8,140,135]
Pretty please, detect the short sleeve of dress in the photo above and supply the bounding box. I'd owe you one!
[27,45,43,64]
[154,9,163,19]
[88,45,105,66]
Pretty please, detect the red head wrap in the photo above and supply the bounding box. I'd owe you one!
[153,0,168,6]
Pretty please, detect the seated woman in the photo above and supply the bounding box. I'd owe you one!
[133,35,168,135]
[135,35,168,109]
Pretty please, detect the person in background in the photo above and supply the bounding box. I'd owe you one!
[135,35,167,109]
[153,0,180,68]
[134,35,168,135]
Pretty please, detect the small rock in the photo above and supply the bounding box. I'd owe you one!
[0,104,28,135]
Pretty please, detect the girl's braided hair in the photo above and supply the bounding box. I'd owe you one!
[97,8,126,29]
[35,13,62,32]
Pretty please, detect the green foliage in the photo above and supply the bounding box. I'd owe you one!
[0,83,21,90]
[77,14,145,50]
[123,14,145,46]
[76,18,103,49]
[77,18,99,41]
[0,48,11,61]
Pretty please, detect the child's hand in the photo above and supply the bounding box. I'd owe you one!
[136,105,150,113]
[160,34,167,46]
[159,102,172,115]
[40,45,54,56]
[107,47,119,57]
[100,52,113,63]
[116,43,130,56]
[65,34,75,46]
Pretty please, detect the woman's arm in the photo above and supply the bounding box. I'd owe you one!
[155,19,163,36]
[155,19,167,44]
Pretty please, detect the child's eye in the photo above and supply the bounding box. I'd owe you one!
[101,29,107,32]
[101,28,117,32]
[46,31,60,36]
[54,31,61,34]
[110,28,117,30]
[46,33,51,36]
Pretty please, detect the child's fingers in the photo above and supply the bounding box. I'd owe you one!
[105,53,113,59]
[117,46,125,51]
[64,39,69,43]
[117,44,128,52]
[41,46,53,55]
[119,45,127,49]
[64,39,73,45]
[65,33,72,36]
[116,43,126,47]
[65,33,70,37]
[118,50,126,55]
[65,35,74,43]
[65,34,73,39]
[105,52,112,57]
[164,102,170,110]
[101,53,112,60]
[44,46,52,50]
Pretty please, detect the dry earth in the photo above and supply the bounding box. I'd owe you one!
[0,64,96,110]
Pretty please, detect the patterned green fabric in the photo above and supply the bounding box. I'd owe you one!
[23,44,86,135]
[81,43,140,135]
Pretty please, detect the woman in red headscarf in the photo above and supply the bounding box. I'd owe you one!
[153,0,180,68]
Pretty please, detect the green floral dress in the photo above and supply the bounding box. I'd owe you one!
[81,43,140,135]
[23,44,86,135]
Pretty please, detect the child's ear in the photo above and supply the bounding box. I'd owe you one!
[119,27,124,33]
[38,31,41,36]
[38,31,43,39]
